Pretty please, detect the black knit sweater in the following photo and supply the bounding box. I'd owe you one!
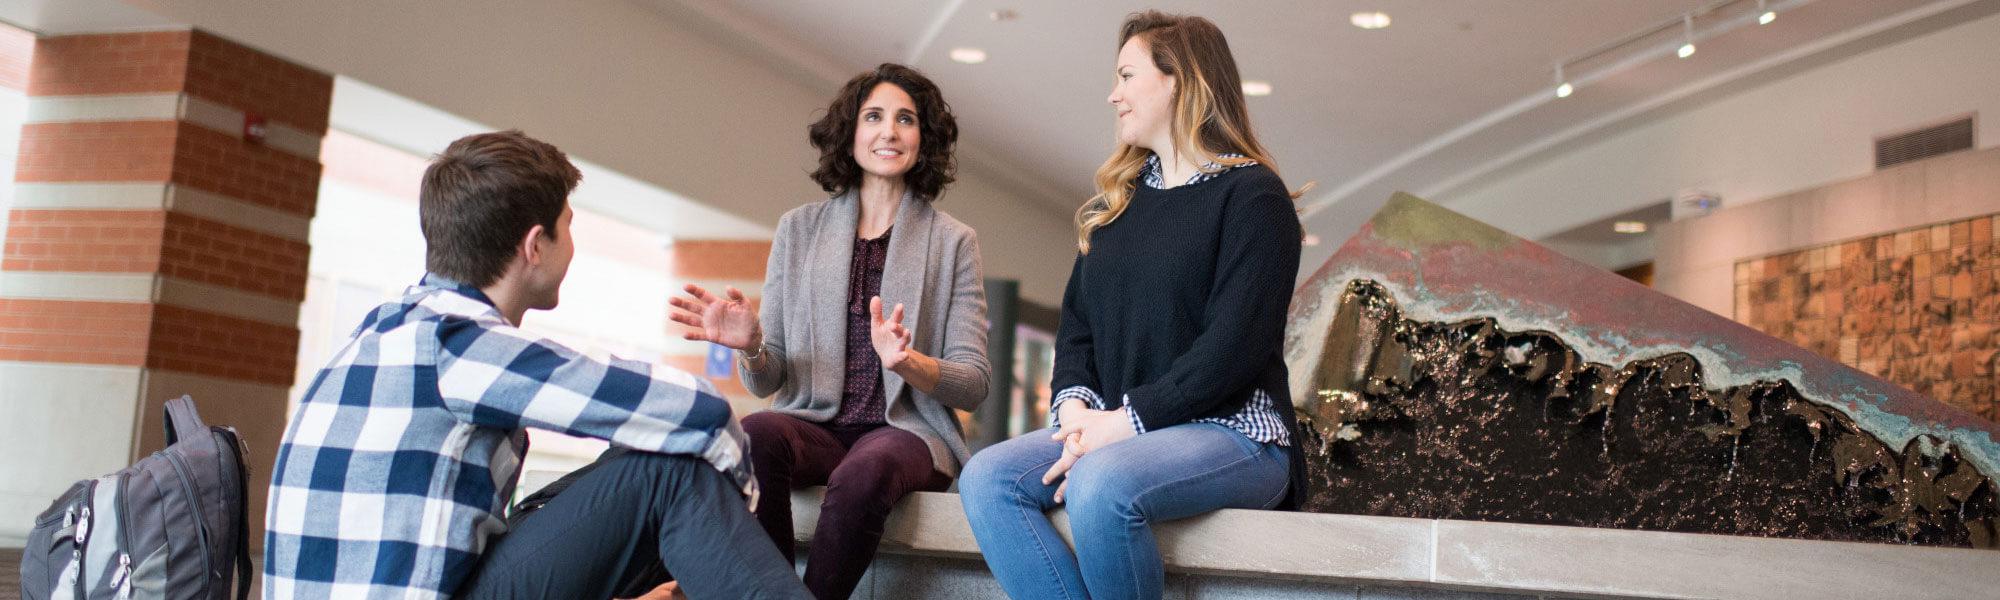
[1052,163,1306,504]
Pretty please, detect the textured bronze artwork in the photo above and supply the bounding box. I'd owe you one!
[1285,194,1999,548]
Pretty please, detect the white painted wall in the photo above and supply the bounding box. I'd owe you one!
[1542,237,1660,273]
[0,362,145,545]
[1440,8,2000,246]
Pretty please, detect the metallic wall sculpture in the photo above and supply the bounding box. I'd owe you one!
[1285,194,1998,548]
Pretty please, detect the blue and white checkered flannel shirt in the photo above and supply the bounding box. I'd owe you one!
[263,274,754,599]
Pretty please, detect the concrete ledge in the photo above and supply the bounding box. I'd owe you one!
[790,488,2000,600]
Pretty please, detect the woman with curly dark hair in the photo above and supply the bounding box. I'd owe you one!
[668,63,990,600]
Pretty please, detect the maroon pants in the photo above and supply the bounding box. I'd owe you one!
[742,412,950,600]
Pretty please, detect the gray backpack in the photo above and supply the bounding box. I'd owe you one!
[19,396,252,600]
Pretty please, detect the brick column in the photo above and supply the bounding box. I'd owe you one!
[0,30,330,544]
[663,239,772,416]
[0,23,34,275]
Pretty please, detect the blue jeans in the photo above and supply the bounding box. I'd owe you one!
[456,450,810,599]
[959,424,1290,599]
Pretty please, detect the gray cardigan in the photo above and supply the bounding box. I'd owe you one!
[740,190,991,476]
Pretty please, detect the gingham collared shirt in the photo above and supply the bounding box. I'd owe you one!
[263,274,754,599]
[1050,153,1292,446]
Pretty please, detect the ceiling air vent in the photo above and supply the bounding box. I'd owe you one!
[1875,116,1974,170]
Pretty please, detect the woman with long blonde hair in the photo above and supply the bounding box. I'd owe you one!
[959,10,1305,599]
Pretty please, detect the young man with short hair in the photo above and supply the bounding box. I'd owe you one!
[263,130,808,599]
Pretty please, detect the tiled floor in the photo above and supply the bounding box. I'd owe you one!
[2,547,20,600]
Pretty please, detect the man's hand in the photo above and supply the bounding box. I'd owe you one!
[623,580,685,600]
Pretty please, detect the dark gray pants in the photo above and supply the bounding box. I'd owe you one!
[457,450,810,599]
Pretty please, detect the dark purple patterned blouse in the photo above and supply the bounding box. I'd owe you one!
[833,227,892,426]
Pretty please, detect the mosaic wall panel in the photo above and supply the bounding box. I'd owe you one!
[1735,215,2000,422]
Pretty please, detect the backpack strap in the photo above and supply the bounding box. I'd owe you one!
[162,395,209,447]
[218,427,253,600]
[158,395,255,598]
[235,486,251,600]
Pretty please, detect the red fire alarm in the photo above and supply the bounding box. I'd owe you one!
[243,113,267,145]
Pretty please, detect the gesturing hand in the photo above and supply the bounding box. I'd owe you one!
[668,284,760,350]
[869,296,914,371]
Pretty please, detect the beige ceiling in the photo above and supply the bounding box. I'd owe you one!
[652,0,1967,236]
[1,0,1986,301]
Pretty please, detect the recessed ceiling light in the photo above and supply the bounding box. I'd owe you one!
[1677,14,1696,58]
[1351,11,1391,30]
[1614,221,1648,234]
[1241,80,1273,97]
[950,47,987,64]
[1555,82,1574,98]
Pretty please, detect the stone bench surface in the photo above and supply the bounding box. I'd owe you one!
[789,488,1999,600]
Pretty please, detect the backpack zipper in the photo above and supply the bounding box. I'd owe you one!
[164,450,214,595]
[73,479,94,600]
[109,553,131,599]
[111,472,133,598]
